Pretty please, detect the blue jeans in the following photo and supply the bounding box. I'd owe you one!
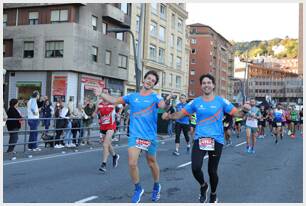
[28,119,39,149]
[64,120,72,145]
[44,118,51,131]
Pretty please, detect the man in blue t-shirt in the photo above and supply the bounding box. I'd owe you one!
[173,94,191,156]
[100,70,170,203]
[162,74,250,203]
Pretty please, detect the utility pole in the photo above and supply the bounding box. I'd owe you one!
[136,3,145,92]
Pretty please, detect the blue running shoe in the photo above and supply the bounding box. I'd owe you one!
[151,183,161,201]
[131,188,144,203]
[251,148,255,154]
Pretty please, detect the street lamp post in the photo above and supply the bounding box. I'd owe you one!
[229,76,245,104]
[107,28,141,92]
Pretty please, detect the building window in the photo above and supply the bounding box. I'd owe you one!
[158,48,165,64]
[102,22,107,34]
[177,37,182,51]
[136,15,140,32]
[191,28,197,33]
[150,21,158,37]
[176,75,181,88]
[159,26,166,41]
[177,18,183,33]
[170,73,173,87]
[45,41,64,58]
[116,32,124,41]
[170,53,174,67]
[190,80,194,85]
[191,38,197,44]
[191,59,196,64]
[189,90,195,96]
[160,4,166,19]
[176,56,182,68]
[24,42,34,58]
[170,34,174,48]
[151,3,158,14]
[190,70,195,75]
[92,46,98,62]
[28,12,39,25]
[149,44,156,61]
[171,13,175,29]
[3,14,7,26]
[191,48,196,54]
[118,54,127,68]
[105,50,111,65]
[92,15,97,31]
[51,10,68,23]
[120,3,128,14]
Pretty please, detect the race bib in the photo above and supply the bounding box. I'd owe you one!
[135,138,151,151]
[276,122,282,127]
[101,115,111,124]
[199,137,215,151]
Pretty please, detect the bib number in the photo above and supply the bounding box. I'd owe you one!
[276,122,282,127]
[199,137,215,151]
[135,138,151,151]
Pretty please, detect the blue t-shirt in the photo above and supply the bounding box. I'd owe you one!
[175,102,189,125]
[121,92,163,141]
[182,96,235,145]
[273,109,283,122]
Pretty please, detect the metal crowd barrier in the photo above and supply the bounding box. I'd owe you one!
[3,117,128,153]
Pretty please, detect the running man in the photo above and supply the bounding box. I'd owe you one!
[289,106,299,138]
[234,116,243,138]
[189,113,197,140]
[173,94,191,156]
[100,70,170,203]
[245,98,261,154]
[97,88,120,173]
[258,105,267,139]
[162,74,250,203]
[223,113,233,146]
[272,103,285,144]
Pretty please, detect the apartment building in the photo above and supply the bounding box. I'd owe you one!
[126,3,189,97]
[3,3,131,109]
[188,23,234,100]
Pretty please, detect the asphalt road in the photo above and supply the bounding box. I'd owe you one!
[3,128,303,203]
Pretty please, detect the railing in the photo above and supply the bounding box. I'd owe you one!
[3,117,128,153]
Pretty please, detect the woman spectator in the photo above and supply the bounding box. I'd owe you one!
[42,99,53,134]
[6,98,23,153]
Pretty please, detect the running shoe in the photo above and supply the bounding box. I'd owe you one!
[131,187,144,203]
[199,183,208,203]
[99,163,107,173]
[151,183,161,201]
[187,145,191,153]
[173,151,180,156]
[113,154,120,168]
[209,193,218,203]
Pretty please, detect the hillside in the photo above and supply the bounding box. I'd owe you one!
[232,38,298,59]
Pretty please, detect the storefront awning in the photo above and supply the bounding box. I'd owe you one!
[16,81,41,87]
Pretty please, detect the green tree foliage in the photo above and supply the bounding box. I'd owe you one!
[233,38,298,59]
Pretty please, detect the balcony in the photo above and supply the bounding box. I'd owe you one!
[102,4,130,28]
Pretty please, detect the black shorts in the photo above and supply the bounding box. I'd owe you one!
[258,121,266,127]
[190,124,196,129]
[235,121,242,126]
[272,122,283,128]
[100,130,113,135]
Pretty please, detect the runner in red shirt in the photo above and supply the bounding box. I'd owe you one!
[97,88,120,173]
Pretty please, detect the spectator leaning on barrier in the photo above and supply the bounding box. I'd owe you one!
[27,90,41,151]
[83,100,96,145]
[62,103,74,148]
[71,103,83,146]
[54,101,65,148]
[6,98,23,153]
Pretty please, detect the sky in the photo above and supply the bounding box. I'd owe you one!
[186,3,299,42]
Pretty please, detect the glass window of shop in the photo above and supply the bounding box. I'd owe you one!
[16,81,42,106]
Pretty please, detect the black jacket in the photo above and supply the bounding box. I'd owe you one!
[6,107,22,131]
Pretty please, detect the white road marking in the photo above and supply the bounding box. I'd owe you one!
[235,141,246,147]
[4,137,175,166]
[177,156,208,169]
[75,196,98,203]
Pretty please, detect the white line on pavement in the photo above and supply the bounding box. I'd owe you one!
[177,156,208,169]
[235,141,247,147]
[3,137,175,166]
[75,196,98,203]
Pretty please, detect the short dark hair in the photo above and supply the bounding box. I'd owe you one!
[9,98,18,107]
[199,73,215,85]
[32,90,40,98]
[144,70,159,85]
